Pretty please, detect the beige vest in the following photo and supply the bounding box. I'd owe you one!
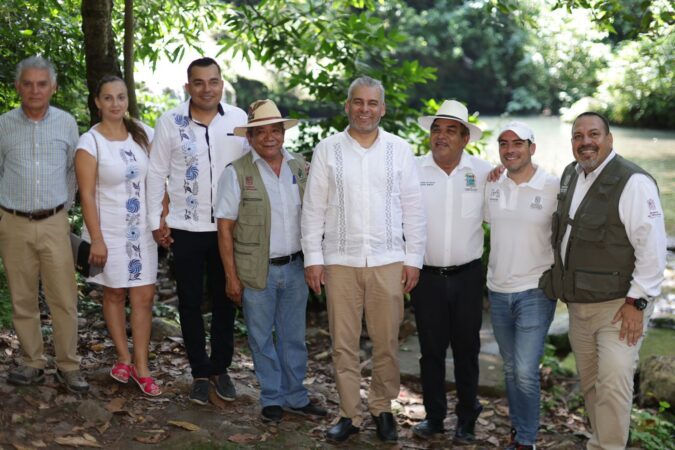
[231,151,307,289]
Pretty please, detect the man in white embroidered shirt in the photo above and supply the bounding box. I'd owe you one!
[540,112,666,450]
[301,76,426,444]
[146,57,247,406]
[410,100,491,444]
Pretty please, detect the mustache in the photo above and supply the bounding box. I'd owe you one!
[579,145,598,152]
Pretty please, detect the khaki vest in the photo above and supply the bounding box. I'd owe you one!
[231,151,307,289]
[540,154,654,303]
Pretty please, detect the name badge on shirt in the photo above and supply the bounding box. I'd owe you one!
[465,172,477,191]
[530,195,543,210]
[420,181,436,187]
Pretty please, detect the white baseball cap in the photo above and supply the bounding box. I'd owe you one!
[498,121,535,143]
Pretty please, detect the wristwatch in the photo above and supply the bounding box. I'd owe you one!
[625,297,648,311]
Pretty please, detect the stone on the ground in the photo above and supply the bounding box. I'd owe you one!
[77,399,112,423]
[150,317,182,341]
[639,355,675,406]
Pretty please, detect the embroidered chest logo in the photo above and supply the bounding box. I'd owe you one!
[420,181,435,187]
[465,172,477,191]
[244,175,256,191]
[530,195,543,210]
[489,188,500,202]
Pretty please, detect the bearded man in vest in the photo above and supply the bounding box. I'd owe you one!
[540,112,666,450]
[215,99,327,423]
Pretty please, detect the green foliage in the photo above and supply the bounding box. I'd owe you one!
[630,405,675,450]
[219,0,436,156]
[596,23,674,128]
[541,343,575,377]
[0,260,13,329]
[0,0,87,123]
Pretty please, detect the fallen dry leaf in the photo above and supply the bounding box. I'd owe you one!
[54,435,102,447]
[31,441,47,448]
[228,433,260,444]
[96,421,110,434]
[167,420,200,431]
[134,434,168,444]
[105,397,126,413]
[487,436,500,446]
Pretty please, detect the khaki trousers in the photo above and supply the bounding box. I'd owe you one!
[568,298,653,450]
[0,209,80,371]
[325,263,404,426]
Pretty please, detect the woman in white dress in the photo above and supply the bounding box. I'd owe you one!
[75,75,160,396]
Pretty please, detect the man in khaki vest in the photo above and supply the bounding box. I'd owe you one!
[540,112,666,450]
[215,100,326,423]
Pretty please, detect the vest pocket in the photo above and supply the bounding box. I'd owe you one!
[573,269,631,299]
[574,213,606,242]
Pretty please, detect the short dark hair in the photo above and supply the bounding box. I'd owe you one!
[573,111,610,134]
[431,118,470,137]
[187,57,221,80]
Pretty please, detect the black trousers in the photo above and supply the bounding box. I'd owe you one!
[172,229,235,378]
[410,259,484,421]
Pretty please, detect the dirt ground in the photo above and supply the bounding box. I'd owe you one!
[0,303,592,450]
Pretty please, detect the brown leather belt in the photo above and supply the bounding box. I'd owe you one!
[0,204,65,221]
[269,251,303,266]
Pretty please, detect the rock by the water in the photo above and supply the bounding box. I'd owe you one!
[150,317,182,341]
[639,355,675,406]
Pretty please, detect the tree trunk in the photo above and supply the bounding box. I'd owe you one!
[124,0,139,118]
[81,0,121,126]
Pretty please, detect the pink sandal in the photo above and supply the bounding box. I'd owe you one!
[110,362,132,383]
[130,366,162,397]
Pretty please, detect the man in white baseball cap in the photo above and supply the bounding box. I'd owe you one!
[411,100,491,443]
[485,121,559,449]
[215,99,326,423]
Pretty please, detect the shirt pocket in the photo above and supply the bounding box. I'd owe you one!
[461,192,482,218]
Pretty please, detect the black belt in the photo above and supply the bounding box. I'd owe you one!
[269,251,303,266]
[422,259,480,277]
[1,204,65,221]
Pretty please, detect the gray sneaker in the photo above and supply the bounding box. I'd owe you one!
[211,373,236,401]
[56,369,89,393]
[189,378,210,405]
[7,366,45,386]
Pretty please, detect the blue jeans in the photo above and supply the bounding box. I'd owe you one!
[488,288,556,445]
[242,258,309,408]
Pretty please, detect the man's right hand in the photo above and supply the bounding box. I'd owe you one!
[487,165,505,182]
[226,276,243,306]
[304,265,325,295]
[152,218,173,248]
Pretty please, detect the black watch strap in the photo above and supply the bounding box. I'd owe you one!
[626,297,648,311]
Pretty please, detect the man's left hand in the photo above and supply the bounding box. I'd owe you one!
[401,265,420,294]
[612,302,644,346]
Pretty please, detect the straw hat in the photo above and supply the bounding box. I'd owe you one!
[417,100,482,142]
[233,99,299,137]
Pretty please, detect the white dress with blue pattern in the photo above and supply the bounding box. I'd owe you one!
[76,125,158,288]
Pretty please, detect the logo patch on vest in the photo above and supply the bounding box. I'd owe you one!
[244,175,256,191]
[560,173,572,194]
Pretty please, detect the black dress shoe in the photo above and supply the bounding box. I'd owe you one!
[326,417,359,443]
[371,412,398,443]
[413,418,444,440]
[261,405,283,423]
[454,405,483,444]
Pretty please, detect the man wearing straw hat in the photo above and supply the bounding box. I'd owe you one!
[302,76,426,443]
[411,100,491,443]
[215,99,326,423]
